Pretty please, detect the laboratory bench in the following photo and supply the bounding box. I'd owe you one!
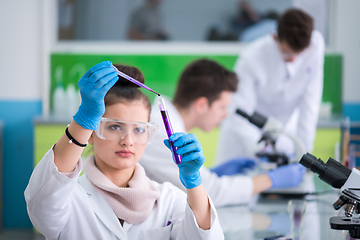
[217,176,350,240]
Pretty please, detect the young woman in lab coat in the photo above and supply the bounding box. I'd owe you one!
[25,61,223,240]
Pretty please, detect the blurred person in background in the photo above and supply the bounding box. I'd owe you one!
[216,8,325,165]
[230,1,260,39]
[239,11,279,42]
[127,0,169,40]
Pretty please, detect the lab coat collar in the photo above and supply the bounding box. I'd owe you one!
[79,174,128,239]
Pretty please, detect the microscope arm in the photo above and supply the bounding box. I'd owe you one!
[280,131,307,164]
[342,168,360,190]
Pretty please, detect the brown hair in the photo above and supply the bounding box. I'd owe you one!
[173,59,238,108]
[105,64,152,120]
[277,8,314,52]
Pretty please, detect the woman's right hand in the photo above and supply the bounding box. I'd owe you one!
[73,61,118,130]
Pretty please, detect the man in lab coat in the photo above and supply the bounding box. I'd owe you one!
[216,8,325,165]
[140,59,305,207]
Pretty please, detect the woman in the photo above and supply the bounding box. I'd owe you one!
[25,61,223,239]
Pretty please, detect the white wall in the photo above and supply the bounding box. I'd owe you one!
[331,0,360,103]
[0,0,44,228]
[293,0,328,43]
[0,1,42,101]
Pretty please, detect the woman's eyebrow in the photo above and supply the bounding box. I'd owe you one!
[109,121,126,126]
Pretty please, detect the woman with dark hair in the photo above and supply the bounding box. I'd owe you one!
[25,61,223,239]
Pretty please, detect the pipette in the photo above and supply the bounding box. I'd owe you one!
[112,64,160,96]
[158,98,182,164]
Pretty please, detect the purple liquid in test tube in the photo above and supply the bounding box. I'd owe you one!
[158,98,182,165]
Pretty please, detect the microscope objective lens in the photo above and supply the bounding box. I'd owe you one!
[333,195,348,210]
[345,200,356,217]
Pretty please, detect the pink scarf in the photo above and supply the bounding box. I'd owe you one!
[84,156,160,224]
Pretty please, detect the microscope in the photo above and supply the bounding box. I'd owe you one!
[236,108,306,167]
[300,152,360,239]
[236,108,315,197]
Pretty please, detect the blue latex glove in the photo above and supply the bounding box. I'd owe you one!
[164,133,204,189]
[267,163,306,189]
[210,158,256,177]
[73,61,118,130]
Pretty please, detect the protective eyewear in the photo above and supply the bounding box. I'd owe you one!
[95,118,157,145]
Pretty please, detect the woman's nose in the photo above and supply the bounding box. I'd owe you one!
[120,132,134,146]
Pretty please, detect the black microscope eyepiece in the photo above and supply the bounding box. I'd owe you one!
[300,152,326,174]
[300,152,352,189]
[235,109,267,129]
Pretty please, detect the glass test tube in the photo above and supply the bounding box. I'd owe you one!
[158,98,182,164]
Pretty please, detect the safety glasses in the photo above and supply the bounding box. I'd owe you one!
[95,118,157,145]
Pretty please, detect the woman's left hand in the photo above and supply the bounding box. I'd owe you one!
[164,133,204,189]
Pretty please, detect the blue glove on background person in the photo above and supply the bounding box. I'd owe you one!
[73,61,119,130]
[164,133,204,189]
[210,158,256,177]
[267,163,306,189]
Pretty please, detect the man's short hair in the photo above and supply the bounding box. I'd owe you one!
[173,59,238,108]
[277,8,314,52]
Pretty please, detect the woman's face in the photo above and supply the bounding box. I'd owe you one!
[89,100,150,172]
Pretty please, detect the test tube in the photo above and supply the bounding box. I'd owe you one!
[158,98,182,164]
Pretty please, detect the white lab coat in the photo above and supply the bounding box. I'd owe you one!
[216,31,325,165]
[140,97,254,207]
[25,148,224,240]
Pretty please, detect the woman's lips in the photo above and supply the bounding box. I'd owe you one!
[116,150,134,158]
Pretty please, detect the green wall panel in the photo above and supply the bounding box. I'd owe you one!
[312,128,341,162]
[323,54,342,113]
[34,125,66,166]
[50,54,238,107]
[51,53,342,114]
[190,127,219,168]
[34,124,93,166]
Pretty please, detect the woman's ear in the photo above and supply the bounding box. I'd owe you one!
[194,97,209,114]
[88,131,94,144]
